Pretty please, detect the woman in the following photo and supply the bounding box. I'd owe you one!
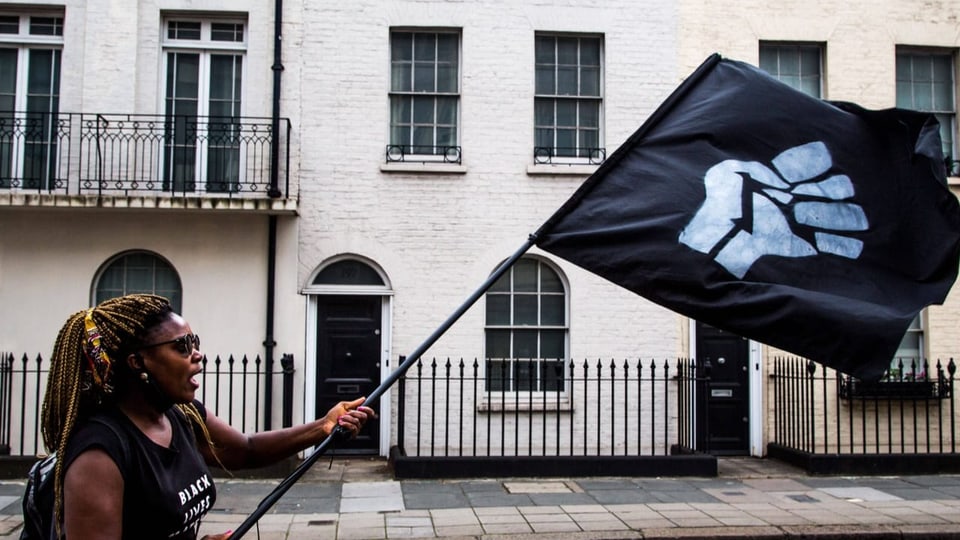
[41,294,375,540]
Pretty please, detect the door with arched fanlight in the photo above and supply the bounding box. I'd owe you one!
[308,258,391,454]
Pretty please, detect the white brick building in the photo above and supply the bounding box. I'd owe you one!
[0,0,958,468]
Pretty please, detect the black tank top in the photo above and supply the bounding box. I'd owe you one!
[63,405,217,540]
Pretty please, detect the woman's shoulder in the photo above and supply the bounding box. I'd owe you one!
[62,412,133,473]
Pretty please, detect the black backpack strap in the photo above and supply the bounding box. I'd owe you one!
[20,453,56,540]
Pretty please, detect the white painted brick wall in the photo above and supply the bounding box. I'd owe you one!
[291,0,682,370]
[6,0,960,457]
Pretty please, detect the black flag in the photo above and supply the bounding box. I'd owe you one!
[534,54,960,382]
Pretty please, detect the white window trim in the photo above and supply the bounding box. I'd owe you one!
[158,17,248,115]
[0,12,63,191]
[481,257,571,407]
[895,47,957,163]
[386,28,462,162]
[91,250,184,312]
[158,16,248,193]
[533,33,606,167]
[0,12,63,110]
[0,11,64,47]
[758,41,825,98]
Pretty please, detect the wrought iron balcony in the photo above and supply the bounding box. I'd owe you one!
[533,146,606,165]
[0,112,291,199]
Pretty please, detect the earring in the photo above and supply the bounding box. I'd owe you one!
[140,372,150,383]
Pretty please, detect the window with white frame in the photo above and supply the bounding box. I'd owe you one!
[0,11,62,190]
[388,30,460,163]
[484,257,567,393]
[94,251,183,313]
[896,49,957,173]
[162,17,245,193]
[758,42,823,98]
[888,312,925,380]
[892,49,958,378]
[534,34,603,164]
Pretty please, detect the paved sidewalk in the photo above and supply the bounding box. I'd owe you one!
[3,457,960,539]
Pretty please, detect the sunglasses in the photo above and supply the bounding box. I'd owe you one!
[140,333,201,356]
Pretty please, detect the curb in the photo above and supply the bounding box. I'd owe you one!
[468,524,960,540]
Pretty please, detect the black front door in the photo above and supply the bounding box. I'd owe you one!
[696,322,750,455]
[316,295,381,453]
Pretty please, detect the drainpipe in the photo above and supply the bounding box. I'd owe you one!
[268,0,283,200]
[264,0,284,431]
[264,216,278,431]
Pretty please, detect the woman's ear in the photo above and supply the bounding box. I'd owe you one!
[127,352,145,371]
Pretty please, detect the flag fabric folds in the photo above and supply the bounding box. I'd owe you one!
[534,54,960,382]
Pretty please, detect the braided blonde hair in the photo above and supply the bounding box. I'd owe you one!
[41,294,215,534]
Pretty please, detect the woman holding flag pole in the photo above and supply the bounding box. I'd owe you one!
[36,293,375,540]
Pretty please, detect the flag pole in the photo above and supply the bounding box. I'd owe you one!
[230,234,537,539]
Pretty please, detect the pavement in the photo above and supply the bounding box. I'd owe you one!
[2,457,960,539]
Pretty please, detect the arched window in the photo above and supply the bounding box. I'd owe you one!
[484,257,567,392]
[93,251,183,312]
[312,259,385,286]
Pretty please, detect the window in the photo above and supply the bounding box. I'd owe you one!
[162,17,246,193]
[889,312,925,380]
[312,260,385,286]
[94,252,183,313]
[0,12,63,190]
[484,257,567,392]
[388,30,460,163]
[894,49,956,374]
[896,49,957,170]
[840,312,939,398]
[759,43,823,98]
[534,34,603,164]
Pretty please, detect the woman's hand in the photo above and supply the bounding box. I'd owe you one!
[321,397,377,439]
[201,397,377,469]
[201,531,232,540]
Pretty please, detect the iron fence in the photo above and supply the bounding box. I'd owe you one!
[396,357,707,458]
[0,112,291,198]
[769,356,959,474]
[0,352,293,457]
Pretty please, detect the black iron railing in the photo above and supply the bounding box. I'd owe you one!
[839,357,953,400]
[384,144,462,164]
[396,357,707,458]
[0,112,291,198]
[0,352,294,457]
[771,357,957,457]
[533,146,606,165]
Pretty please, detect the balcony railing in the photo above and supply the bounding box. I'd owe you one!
[385,144,462,164]
[533,146,606,165]
[0,112,291,198]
